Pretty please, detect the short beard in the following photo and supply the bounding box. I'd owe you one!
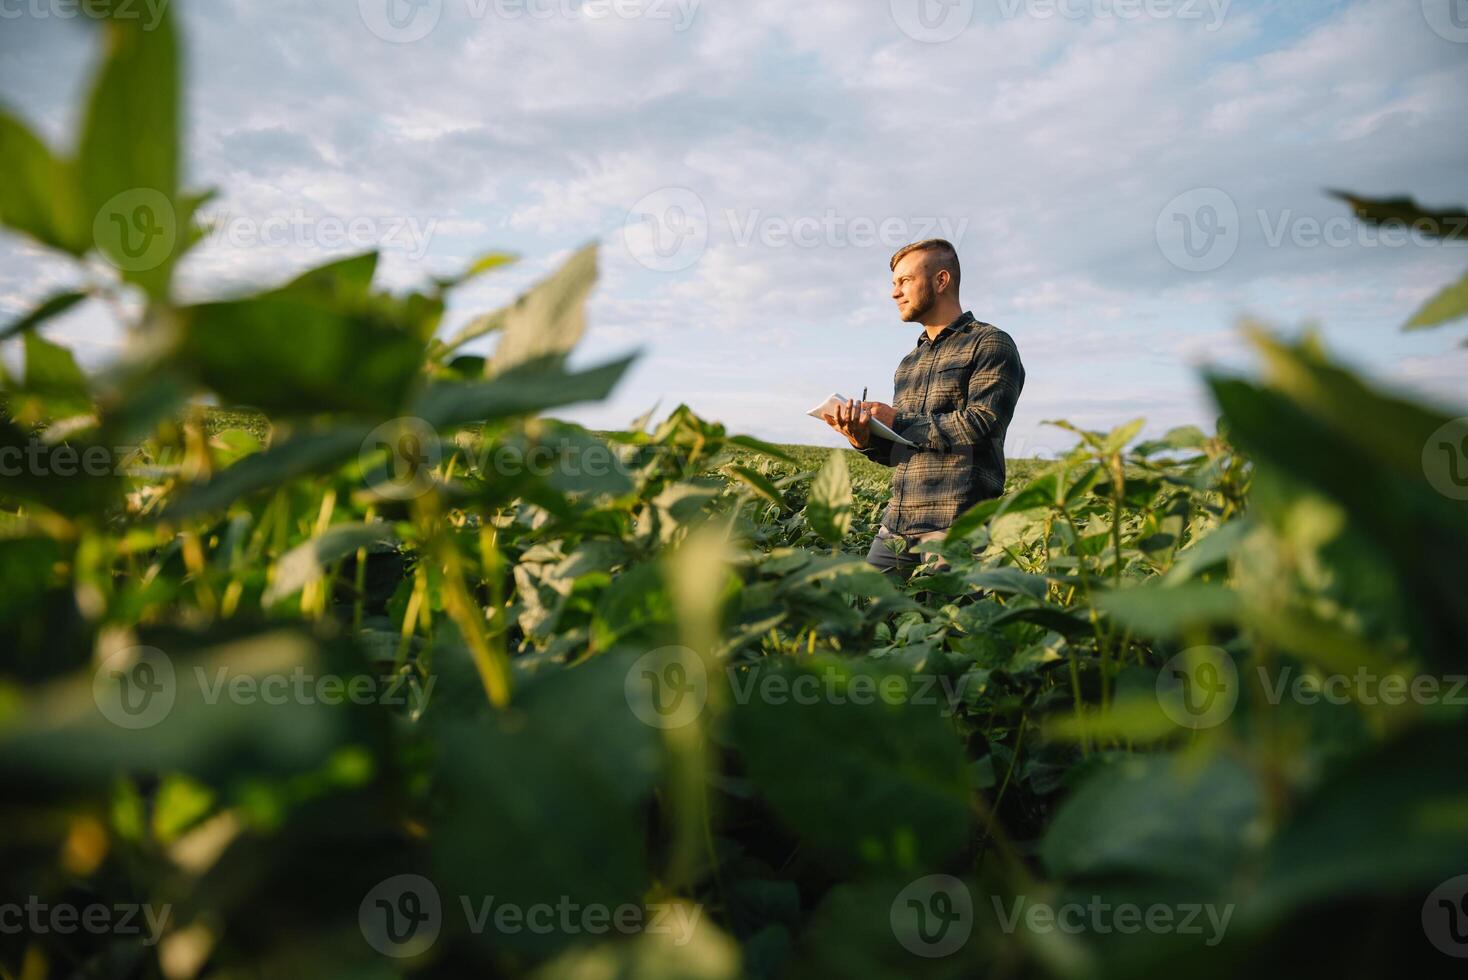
[899,292,933,323]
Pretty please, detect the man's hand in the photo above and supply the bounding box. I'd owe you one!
[823,400,895,449]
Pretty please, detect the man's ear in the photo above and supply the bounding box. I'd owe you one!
[934,269,950,293]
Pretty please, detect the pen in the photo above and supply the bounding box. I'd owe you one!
[861,386,867,404]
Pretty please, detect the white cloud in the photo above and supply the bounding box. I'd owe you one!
[0,0,1463,451]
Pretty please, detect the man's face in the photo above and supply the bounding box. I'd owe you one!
[891,251,939,322]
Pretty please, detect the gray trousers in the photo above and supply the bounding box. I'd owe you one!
[864,525,951,582]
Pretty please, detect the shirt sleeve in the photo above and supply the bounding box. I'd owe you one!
[892,331,1025,452]
[859,433,896,467]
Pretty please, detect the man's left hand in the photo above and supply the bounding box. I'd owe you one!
[863,401,896,428]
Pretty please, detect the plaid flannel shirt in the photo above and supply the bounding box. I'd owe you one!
[861,312,1025,534]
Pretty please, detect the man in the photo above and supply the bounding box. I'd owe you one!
[823,239,1025,579]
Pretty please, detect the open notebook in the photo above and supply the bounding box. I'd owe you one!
[807,393,918,448]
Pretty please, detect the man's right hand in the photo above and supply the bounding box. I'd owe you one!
[823,399,883,449]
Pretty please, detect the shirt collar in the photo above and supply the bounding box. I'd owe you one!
[915,310,976,347]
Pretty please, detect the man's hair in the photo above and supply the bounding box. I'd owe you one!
[890,239,960,291]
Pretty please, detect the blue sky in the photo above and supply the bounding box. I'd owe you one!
[1,0,1465,455]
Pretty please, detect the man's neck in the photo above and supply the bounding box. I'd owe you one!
[920,304,966,342]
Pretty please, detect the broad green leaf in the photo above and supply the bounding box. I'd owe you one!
[162,425,373,519]
[515,651,664,808]
[732,659,972,871]
[78,12,181,297]
[177,274,427,417]
[433,250,518,293]
[0,418,120,516]
[487,243,598,374]
[1209,364,1468,667]
[0,110,85,254]
[433,663,652,955]
[0,537,64,628]
[991,605,1093,638]
[413,353,636,429]
[1043,695,1178,744]
[965,567,1053,601]
[1245,325,1454,479]
[1041,753,1263,887]
[1252,729,1468,914]
[728,465,787,509]
[22,332,91,420]
[1101,417,1146,455]
[1134,425,1209,456]
[531,914,740,980]
[1096,581,1240,638]
[263,523,392,607]
[283,250,379,302]
[1327,190,1467,238]
[947,469,1061,544]
[0,629,355,787]
[1405,267,1468,331]
[592,561,673,648]
[0,291,88,342]
[806,450,852,545]
[945,495,1004,542]
[727,433,796,463]
[1246,606,1396,680]
[1161,518,1251,585]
